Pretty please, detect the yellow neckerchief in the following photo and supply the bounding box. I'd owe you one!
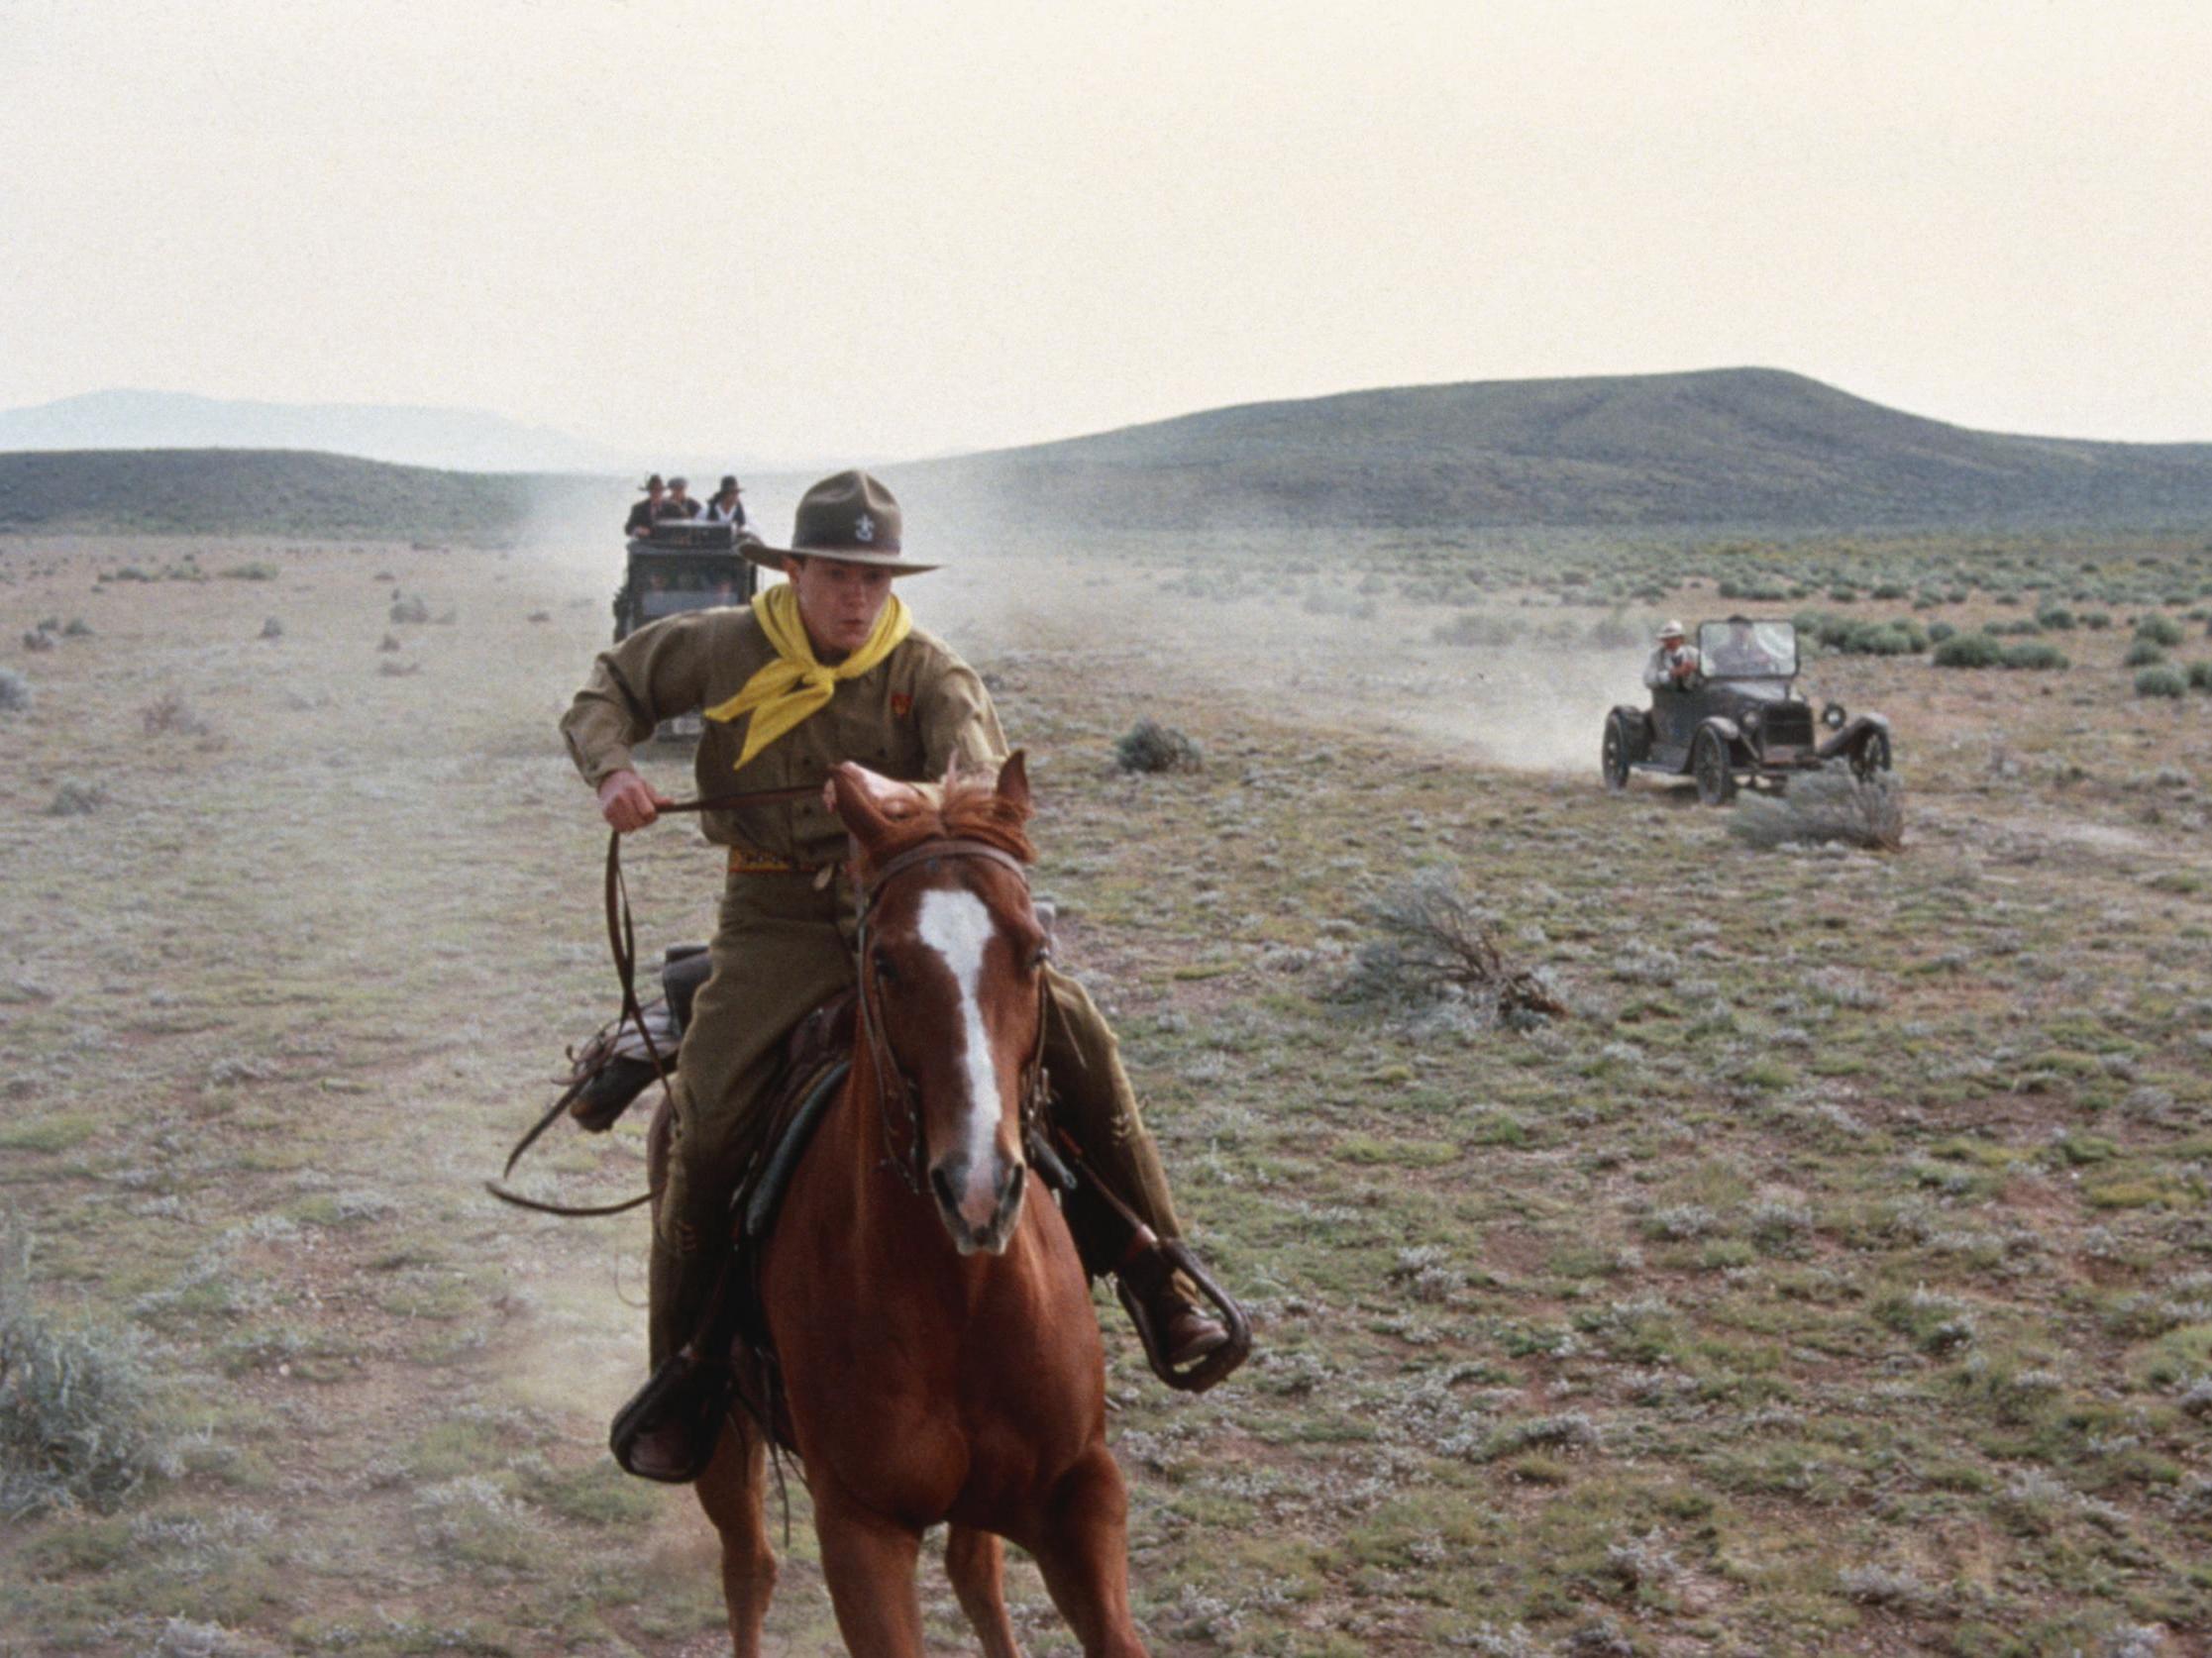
[701,580,911,770]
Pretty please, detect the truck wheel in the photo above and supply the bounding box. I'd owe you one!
[1601,712,1634,791]
[1850,728,1892,780]
[1692,727,1737,805]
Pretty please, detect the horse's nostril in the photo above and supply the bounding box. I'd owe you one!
[1002,1164,1025,1213]
[930,1165,960,1215]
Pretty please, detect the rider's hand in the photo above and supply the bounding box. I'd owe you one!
[597,769,672,833]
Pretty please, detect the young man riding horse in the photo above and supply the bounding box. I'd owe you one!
[561,468,1234,1480]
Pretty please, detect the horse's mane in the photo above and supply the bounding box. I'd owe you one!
[859,771,1035,876]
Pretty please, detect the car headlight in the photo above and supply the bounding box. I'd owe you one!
[1823,701,1846,730]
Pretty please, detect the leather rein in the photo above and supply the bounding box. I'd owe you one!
[486,782,821,1217]
[487,791,1051,1219]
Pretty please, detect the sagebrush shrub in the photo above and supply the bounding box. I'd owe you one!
[0,668,30,712]
[2135,665,2187,699]
[2123,640,2167,668]
[1114,719,1203,775]
[1999,642,2068,671]
[2135,614,2185,647]
[1,1245,172,1516]
[1934,633,2002,669]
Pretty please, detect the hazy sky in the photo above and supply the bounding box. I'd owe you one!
[4,0,2209,464]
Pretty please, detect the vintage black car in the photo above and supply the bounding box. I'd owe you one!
[612,519,759,740]
[613,518,758,643]
[1602,619,1893,805]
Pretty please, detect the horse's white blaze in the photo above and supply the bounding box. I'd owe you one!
[914,887,1004,1214]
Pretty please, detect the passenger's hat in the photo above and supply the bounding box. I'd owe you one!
[743,469,938,575]
[639,473,665,491]
[1657,619,1685,641]
[718,475,741,494]
[669,475,689,489]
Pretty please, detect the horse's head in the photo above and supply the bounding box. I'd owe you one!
[828,753,1047,1256]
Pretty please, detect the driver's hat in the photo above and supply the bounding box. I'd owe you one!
[1657,619,1686,641]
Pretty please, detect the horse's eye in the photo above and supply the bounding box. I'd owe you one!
[1029,944,1052,974]
[871,950,899,984]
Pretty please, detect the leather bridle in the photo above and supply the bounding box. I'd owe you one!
[851,837,1052,1198]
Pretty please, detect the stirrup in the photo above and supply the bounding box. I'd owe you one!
[609,1349,735,1484]
[1116,1238,1251,1395]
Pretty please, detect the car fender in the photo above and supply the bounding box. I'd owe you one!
[1817,711,1889,762]
[1607,705,1653,765]
[1697,715,1743,749]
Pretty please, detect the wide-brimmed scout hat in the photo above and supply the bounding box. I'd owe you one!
[1656,619,1686,642]
[743,469,939,575]
[638,473,665,491]
[717,474,741,494]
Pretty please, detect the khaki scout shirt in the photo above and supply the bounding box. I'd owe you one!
[561,605,1006,870]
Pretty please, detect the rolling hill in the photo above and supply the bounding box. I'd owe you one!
[0,449,615,540]
[898,367,2212,534]
[5,369,2212,541]
[0,388,619,474]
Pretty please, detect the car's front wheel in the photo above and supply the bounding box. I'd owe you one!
[1850,727,1893,780]
[1601,712,1635,791]
[1692,727,1737,805]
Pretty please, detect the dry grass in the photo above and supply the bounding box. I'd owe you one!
[0,528,2208,1655]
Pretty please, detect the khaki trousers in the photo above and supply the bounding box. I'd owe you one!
[651,870,1182,1362]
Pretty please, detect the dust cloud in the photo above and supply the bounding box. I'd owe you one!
[516,475,1647,780]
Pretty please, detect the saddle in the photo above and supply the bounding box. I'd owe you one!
[563,944,713,1132]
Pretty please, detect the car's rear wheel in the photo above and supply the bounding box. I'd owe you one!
[1692,727,1737,805]
[1850,727,1892,780]
[1601,712,1634,791]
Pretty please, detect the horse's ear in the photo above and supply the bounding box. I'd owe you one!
[827,763,904,845]
[995,750,1031,817]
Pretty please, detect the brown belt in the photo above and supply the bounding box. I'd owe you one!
[728,846,826,878]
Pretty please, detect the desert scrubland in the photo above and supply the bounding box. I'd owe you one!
[3,522,2211,1656]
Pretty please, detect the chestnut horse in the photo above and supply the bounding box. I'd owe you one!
[671,753,1146,1657]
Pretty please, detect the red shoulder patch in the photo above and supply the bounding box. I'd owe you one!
[891,692,913,718]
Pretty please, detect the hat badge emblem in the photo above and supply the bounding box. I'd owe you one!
[854,512,875,544]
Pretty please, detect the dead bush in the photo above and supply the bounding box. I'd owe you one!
[141,693,212,738]
[45,780,107,817]
[1730,769,1905,852]
[388,594,431,624]
[0,668,30,713]
[1339,870,1566,1026]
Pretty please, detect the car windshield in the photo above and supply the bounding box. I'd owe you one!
[1700,619,1797,677]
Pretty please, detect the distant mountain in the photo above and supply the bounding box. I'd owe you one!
[897,367,2212,533]
[0,449,617,540]
[7,370,2212,541]
[0,389,620,474]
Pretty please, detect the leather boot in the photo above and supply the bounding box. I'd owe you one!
[610,1344,734,1483]
[610,1236,731,1482]
[1118,1243,1229,1368]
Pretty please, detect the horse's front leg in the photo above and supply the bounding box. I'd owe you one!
[1029,1445,1147,1658]
[812,1483,927,1657]
[945,1524,1023,1658]
[693,1416,775,1658]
